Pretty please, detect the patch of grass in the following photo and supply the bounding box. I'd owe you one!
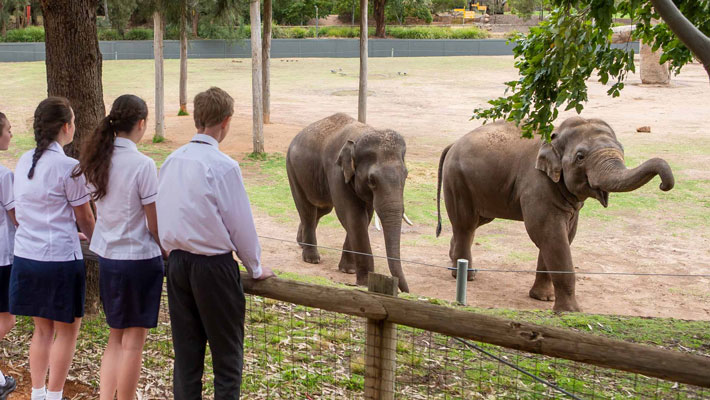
[151,135,165,144]
[137,140,172,167]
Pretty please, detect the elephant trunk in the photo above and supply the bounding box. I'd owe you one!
[588,151,675,194]
[377,205,410,293]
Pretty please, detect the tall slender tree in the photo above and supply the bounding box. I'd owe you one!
[153,9,165,141]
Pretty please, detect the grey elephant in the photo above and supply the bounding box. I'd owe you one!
[436,117,674,312]
[287,113,410,292]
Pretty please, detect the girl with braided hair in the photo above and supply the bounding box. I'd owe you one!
[9,97,95,400]
[74,94,164,400]
[0,112,18,398]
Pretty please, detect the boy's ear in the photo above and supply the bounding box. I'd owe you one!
[221,115,232,129]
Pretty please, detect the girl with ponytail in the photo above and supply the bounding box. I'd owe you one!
[75,94,164,400]
[9,97,95,400]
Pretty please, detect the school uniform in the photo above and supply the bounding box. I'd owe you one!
[157,133,262,400]
[9,142,90,323]
[0,165,15,313]
[91,136,163,329]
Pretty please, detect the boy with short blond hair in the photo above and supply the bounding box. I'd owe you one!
[157,87,275,399]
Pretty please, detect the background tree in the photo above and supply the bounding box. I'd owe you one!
[374,0,386,37]
[273,0,333,25]
[508,0,535,19]
[473,0,710,140]
[106,0,138,36]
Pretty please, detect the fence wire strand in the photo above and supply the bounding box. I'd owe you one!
[257,235,710,278]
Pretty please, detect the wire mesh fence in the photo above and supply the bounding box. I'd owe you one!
[2,278,708,399]
[238,293,709,400]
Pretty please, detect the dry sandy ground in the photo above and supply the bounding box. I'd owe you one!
[142,57,710,320]
[1,56,708,320]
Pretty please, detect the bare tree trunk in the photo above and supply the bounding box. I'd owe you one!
[374,0,386,38]
[250,0,264,154]
[650,0,710,79]
[358,0,368,123]
[179,6,188,115]
[0,1,5,37]
[154,11,165,141]
[262,0,272,124]
[103,0,109,23]
[40,0,105,316]
[40,0,104,158]
[192,8,199,38]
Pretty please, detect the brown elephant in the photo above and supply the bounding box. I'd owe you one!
[436,117,674,311]
[287,113,410,292]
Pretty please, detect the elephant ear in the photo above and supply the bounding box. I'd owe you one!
[337,139,356,184]
[535,134,562,183]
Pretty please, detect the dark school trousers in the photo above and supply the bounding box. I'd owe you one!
[167,250,246,400]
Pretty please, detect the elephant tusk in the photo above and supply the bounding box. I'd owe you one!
[403,213,413,226]
[374,211,382,231]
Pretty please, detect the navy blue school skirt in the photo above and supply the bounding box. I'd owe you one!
[0,264,10,313]
[99,256,164,329]
[9,256,85,323]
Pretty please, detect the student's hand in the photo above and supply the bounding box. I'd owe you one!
[255,266,276,280]
[78,232,89,242]
[160,247,169,260]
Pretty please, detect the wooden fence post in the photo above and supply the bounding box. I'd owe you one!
[364,273,397,400]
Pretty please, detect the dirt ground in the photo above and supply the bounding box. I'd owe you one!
[0,56,708,321]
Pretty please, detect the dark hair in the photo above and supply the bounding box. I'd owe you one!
[0,112,6,133]
[29,97,73,179]
[75,94,148,201]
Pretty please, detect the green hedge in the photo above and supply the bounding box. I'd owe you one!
[2,26,45,42]
[1,25,488,42]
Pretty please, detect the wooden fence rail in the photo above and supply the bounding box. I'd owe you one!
[80,246,710,389]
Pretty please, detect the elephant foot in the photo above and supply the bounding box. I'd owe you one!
[302,248,321,264]
[552,298,581,313]
[355,274,368,287]
[450,268,476,281]
[529,286,555,302]
[338,260,357,274]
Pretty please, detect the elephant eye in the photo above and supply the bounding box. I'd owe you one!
[576,152,585,162]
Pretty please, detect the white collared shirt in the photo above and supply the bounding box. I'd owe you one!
[0,165,15,266]
[89,137,161,260]
[13,142,90,261]
[157,134,263,278]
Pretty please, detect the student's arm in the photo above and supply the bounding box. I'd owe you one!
[66,166,94,242]
[7,208,17,227]
[74,202,95,242]
[1,171,16,226]
[143,202,167,258]
[216,165,275,280]
[138,160,166,257]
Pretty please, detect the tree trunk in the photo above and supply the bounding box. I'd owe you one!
[650,0,710,80]
[374,0,386,38]
[154,11,165,141]
[358,0,368,123]
[192,8,199,38]
[179,7,188,115]
[250,0,264,154]
[0,1,5,37]
[103,0,109,23]
[40,0,104,316]
[40,0,104,158]
[262,0,272,124]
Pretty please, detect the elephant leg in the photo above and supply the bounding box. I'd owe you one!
[338,234,357,274]
[291,190,322,264]
[528,252,554,301]
[449,217,478,282]
[334,203,374,287]
[524,212,580,312]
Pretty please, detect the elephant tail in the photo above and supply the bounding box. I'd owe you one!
[436,144,452,238]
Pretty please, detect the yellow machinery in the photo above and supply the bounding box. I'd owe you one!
[454,1,487,19]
